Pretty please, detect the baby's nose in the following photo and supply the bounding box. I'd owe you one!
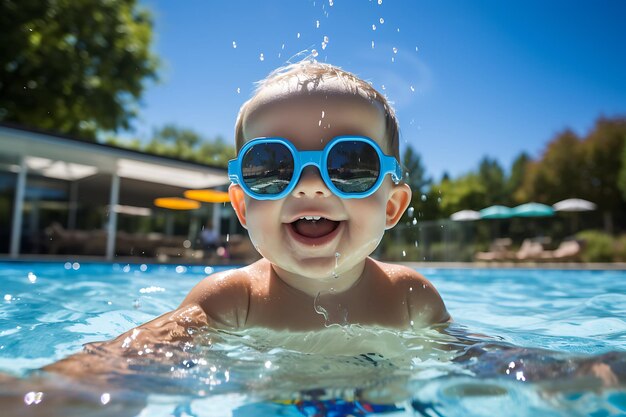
[292,166,332,198]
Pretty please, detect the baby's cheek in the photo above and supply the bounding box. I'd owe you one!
[244,200,280,255]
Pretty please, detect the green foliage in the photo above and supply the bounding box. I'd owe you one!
[576,230,614,263]
[478,156,507,206]
[436,173,486,217]
[0,0,159,140]
[619,141,626,201]
[108,124,236,168]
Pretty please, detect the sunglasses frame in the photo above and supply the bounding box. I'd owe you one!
[228,136,403,200]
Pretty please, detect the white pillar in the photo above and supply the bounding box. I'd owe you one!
[68,181,79,230]
[106,172,120,260]
[10,157,27,258]
[212,203,222,237]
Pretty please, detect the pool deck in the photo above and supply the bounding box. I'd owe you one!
[401,261,626,270]
[2,254,626,270]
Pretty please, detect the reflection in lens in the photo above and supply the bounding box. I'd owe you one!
[327,141,380,193]
[242,143,294,195]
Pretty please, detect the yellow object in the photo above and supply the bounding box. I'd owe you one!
[154,197,201,210]
[184,189,230,203]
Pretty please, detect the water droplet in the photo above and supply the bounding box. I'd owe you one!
[311,49,319,57]
[72,262,80,270]
[297,32,301,39]
[316,20,320,28]
[407,206,414,217]
[236,87,241,94]
[323,35,329,43]
[322,42,327,50]
[415,46,419,52]
[371,40,375,49]
[259,53,264,61]
[412,218,417,226]
[226,233,230,242]
[329,0,334,5]
[379,18,384,24]
[4,294,12,302]
[402,250,406,257]
[27,272,37,283]
[372,24,377,31]
[232,41,237,49]
[318,119,322,126]
[281,43,285,50]
[415,241,418,247]
[421,194,427,202]
[321,110,325,118]
[397,27,400,32]
[133,299,141,309]
[378,0,382,4]
[100,393,111,405]
[264,360,272,369]
[391,57,395,63]
[410,85,415,92]
[392,47,398,54]
[381,84,386,90]
[335,252,341,269]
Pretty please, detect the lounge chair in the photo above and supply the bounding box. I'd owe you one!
[474,238,514,261]
[539,240,583,262]
[515,238,546,261]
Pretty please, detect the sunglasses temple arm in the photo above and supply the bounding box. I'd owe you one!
[383,156,403,184]
[227,159,240,184]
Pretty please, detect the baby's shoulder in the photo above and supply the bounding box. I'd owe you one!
[369,259,450,324]
[370,259,429,287]
[180,261,268,328]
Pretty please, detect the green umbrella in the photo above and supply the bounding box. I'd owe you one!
[512,202,555,217]
[479,205,513,219]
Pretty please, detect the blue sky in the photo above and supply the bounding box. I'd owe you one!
[135,0,626,179]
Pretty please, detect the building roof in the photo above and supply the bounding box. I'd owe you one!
[0,123,230,191]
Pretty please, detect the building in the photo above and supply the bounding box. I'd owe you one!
[0,123,236,261]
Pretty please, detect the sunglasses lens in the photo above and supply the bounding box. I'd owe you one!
[242,142,294,195]
[327,141,380,193]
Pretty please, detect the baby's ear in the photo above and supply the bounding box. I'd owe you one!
[228,184,248,229]
[385,183,412,229]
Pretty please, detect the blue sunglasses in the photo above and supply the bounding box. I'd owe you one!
[228,136,403,200]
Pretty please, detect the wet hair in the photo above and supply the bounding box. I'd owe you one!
[234,60,400,159]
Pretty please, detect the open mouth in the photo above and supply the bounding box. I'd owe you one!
[290,216,341,239]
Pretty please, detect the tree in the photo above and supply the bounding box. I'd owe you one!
[517,129,584,204]
[0,0,158,140]
[108,124,236,168]
[507,152,530,204]
[580,117,626,232]
[477,156,507,206]
[402,145,431,195]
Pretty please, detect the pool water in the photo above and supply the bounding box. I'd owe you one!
[0,262,625,416]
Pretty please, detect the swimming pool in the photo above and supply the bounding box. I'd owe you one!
[1,261,625,416]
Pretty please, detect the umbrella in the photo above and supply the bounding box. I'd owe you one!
[511,202,555,218]
[184,189,230,203]
[450,210,481,221]
[479,205,514,219]
[553,198,596,212]
[154,197,201,210]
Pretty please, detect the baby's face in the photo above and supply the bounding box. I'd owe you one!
[231,89,409,286]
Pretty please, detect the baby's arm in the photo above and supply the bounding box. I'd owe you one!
[42,268,250,379]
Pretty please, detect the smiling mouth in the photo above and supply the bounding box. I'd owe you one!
[290,216,341,239]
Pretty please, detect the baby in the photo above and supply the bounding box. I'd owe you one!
[44,61,449,375]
